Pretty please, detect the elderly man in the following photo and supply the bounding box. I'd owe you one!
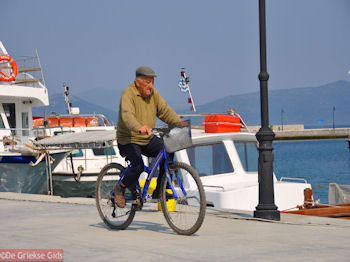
[115,66,185,208]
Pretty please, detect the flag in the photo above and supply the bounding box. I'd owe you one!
[178,78,189,93]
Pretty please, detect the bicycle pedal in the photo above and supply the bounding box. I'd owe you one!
[132,197,143,211]
[107,199,114,207]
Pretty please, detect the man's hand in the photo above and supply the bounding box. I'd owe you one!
[179,121,189,127]
[137,125,152,136]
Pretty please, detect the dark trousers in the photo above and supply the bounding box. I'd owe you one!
[118,136,165,191]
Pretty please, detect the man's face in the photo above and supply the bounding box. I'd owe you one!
[135,76,154,98]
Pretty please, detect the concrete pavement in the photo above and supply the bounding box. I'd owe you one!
[0,192,349,262]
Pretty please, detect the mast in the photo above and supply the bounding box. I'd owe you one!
[63,82,72,114]
[178,68,196,112]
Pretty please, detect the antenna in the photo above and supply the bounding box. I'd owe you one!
[63,82,72,114]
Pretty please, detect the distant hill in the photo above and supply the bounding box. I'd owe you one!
[74,88,122,111]
[33,80,350,128]
[186,80,350,127]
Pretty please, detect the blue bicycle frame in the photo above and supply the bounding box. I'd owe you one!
[117,147,186,201]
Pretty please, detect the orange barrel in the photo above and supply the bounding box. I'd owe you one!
[33,118,44,128]
[59,117,73,127]
[86,117,99,127]
[48,117,60,127]
[73,117,87,127]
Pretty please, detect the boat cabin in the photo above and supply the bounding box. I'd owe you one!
[0,41,49,152]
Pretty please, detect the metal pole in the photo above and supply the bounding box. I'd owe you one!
[35,49,48,123]
[45,153,54,196]
[332,106,335,130]
[45,153,50,194]
[281,109,284,131]
[188,88,197,112]
[254,0,280,221]
[48,155,53,196]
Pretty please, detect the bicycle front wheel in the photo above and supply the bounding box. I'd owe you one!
[95,163,136,230]
[160,162,206,235]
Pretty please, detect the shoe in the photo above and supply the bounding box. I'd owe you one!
[114,183,126,208]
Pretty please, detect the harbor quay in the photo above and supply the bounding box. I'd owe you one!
[249,125,350,140]
[274,128,350,140]
[0,193,349,262]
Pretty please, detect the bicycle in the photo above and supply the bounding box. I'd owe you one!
[95,126,206,235]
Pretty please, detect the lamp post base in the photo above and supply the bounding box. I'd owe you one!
[254,208,280,221]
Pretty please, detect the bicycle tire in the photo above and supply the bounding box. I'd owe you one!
[160,161,206,235]
[95,163,136,230]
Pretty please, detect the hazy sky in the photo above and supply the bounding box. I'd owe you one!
[1,0,350,108]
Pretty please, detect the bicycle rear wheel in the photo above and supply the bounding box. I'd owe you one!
[95,163,136,230]
[161,161,206,235]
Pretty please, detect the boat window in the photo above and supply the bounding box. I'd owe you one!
[186,143,234,177]
[92,147,116,156]
[3,103,16,133]
[71,149,83,157]
[22,112,29,136]
[54,131,75,136]
[234,141,258,172]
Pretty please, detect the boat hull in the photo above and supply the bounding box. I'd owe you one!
[203,180,311,211]
[0,152,67,194]
[52,173,119,197]
[282,204,350,219]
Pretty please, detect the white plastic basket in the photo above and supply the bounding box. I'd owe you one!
[163,126,192,153]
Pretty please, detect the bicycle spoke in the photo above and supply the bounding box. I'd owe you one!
[96,163,136,230]
[161,162,206,235]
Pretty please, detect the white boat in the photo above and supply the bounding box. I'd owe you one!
[35,110,311,211]
[172,114,312,211]
[0,41,67,194]
[32,85,126,197]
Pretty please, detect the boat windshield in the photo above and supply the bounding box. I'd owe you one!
[71,149,83,157]
[234,141,258,172]
[92,147,116,156]
[54,131,75,136]
[0,115,4,128]
[186,142,234,177]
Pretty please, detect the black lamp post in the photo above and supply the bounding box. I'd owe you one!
[254,0,280,221]
[281,109,285,131]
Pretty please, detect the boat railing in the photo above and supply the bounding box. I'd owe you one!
[1,127,32,136]
[1,127,43,150]
[2,125,84,139]
[0,53,45,88]
[47,113,111,126]
[32,114,112,137]
[33,126,65,138]
[279,177,308,183]
[202,185,226,191]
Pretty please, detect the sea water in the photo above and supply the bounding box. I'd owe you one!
[273,139,350,204]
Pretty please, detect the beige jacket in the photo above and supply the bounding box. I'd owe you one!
[117,82,182,145]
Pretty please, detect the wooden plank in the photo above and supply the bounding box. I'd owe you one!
[0,66,41,72]
[13,79,41,84]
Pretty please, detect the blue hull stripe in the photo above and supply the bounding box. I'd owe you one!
[0,156,37,164]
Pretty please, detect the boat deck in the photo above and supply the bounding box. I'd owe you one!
[1,192,349,261]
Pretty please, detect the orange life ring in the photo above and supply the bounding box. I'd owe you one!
[0,54,18,82]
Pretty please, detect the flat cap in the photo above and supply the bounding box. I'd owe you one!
[136,66,157,78]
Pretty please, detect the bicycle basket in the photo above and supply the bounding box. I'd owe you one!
[163,126,192,153]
